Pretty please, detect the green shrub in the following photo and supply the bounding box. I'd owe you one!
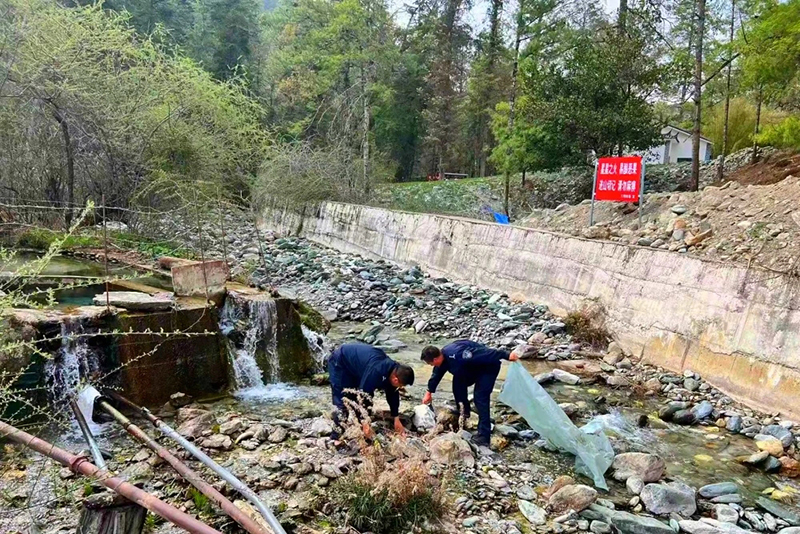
[15,229,100,250]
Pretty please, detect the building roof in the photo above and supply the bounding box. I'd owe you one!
[663,124,713,144]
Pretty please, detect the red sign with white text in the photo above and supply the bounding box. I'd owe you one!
[594,156,642,202]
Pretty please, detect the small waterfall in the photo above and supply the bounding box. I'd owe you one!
[220,293,280,397]
[44,319,104,433]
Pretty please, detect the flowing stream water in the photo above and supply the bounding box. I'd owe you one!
[220,293,307,402]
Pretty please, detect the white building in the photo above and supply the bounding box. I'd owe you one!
[642,125,713,165]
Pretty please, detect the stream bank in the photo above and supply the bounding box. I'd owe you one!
[2,209,800,534]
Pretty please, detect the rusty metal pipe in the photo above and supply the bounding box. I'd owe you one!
[106,391,286,534]
[0,420,221,534]
[96,400,270,534]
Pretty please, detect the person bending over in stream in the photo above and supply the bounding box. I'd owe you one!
[421,341,518,446]
[327,342,415,441]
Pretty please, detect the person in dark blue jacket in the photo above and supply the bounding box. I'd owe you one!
[327,343,415,440]
[421,340,518,446]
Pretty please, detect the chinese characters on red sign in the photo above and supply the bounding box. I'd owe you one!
[594,156,642,202]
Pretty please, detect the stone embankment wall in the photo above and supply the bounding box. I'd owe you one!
[261,202,800,419]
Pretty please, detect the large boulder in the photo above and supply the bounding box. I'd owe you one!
[547,484,597,514]
[612,452,666,482]
[429,432,475,468]
[640,482,697,517]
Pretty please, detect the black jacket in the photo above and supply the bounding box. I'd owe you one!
[330,343,400,416]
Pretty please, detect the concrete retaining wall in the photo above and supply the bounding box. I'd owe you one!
[261,202,800,418]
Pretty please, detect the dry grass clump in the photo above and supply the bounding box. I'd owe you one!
[331,392,446,533]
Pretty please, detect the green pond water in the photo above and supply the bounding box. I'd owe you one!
[2,252,171,306]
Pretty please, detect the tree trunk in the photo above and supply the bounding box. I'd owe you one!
[690,0,706,192]
[751,86,762,164]
[361,64,370,194]
[618,0,627,34]
[477,0,503,177]
[77,492,147,534]
[53,109,75,227]
[521,169,526,186]
[503,13,523,218]
[717,0,735,182]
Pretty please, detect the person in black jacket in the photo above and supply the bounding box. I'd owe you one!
[328,343,415,440]
[421,340,518,446]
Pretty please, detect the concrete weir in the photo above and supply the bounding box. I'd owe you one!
[261,201,800,419]
[2,278,322,420]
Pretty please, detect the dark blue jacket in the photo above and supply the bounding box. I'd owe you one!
[427,340,509,394]
[329,343,400,416]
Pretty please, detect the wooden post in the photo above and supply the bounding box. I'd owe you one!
[193,190,210,303]
[77,491,147,534]
[102,194,110,313]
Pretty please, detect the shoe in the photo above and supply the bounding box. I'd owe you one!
[472,435,490,447]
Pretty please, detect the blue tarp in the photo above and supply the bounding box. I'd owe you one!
[493,212,509,224]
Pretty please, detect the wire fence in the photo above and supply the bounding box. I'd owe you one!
[0,194,262,530]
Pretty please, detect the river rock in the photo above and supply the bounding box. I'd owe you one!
[268,426,288,443]
[200,434,233,450]
[691,401,714,420]
[310,418,333,437]
[612,452,666,482]
[219,419,244,436]
[176,411,217,439]
[742,450,770,466]
[429,432,475,468]
[684,378,700,391]
[548,484,597,514]
[764,455,783,473]
[755,435,785,457]
[711,494,742,504]
[726,416,743,433]
[169,392,193,408]
[627,477,645,495]
[762,425,794,448]
[519,501,548,525]
[495,424,520,439]
[640,482,697,516]
[673,409,697,425]
[553,369,581,385]
[412,405,436,430]
[545,476,576,499]
[778,529,800,534]
[757,497,800,526]
[590,521,612,534]
[678,520,721,534]
[581,503,674,534]
[699,482,739,499]
[780,456,800,478]
[715,504,739,523]
[517,485,537,501]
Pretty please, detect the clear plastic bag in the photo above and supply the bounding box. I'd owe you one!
[498,362,615,490]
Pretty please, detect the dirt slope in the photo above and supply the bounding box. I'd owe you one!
[520,156,800,273]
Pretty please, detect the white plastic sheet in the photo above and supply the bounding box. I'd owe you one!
[498,362,615,490]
